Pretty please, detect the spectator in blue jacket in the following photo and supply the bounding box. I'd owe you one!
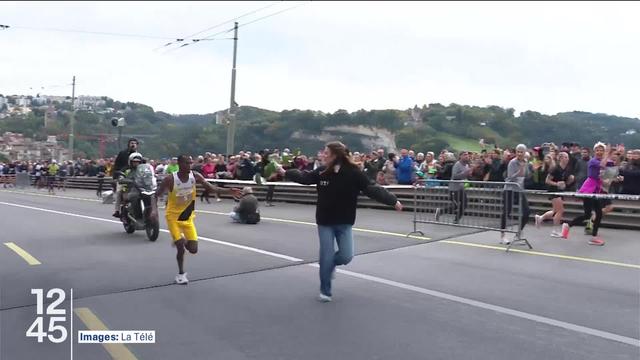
[395,149,415,185]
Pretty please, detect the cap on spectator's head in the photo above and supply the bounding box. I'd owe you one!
[427,151,435,157]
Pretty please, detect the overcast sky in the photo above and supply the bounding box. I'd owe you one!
[1,1,638,118]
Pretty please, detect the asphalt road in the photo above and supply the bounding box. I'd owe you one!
[0,189,638,360]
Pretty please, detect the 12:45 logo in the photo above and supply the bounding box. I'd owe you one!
[26,288,68,343]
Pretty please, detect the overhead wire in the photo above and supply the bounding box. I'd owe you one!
[236,2,308,30]
[154,1,280,51]
[2,24,178,40]
[167,1,308,53]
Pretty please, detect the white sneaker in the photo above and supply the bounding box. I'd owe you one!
[550,231,562,238]
[216,198,222,202]
[175,273,188,285]
[535,215,542,228]
[500,234,511,245]
[317,293,332,302]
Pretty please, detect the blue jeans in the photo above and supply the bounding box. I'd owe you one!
[317,224,354,297]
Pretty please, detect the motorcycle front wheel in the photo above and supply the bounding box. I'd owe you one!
[146,220,159,241]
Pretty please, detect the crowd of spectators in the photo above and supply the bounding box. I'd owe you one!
[1,142,639,196]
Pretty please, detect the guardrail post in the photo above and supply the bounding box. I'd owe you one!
[407,182,424,237]
[506,187,533,252]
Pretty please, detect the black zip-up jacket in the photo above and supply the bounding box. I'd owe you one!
[620,163,640,195]
[437,160,455,180]
[285,165,398,225]
[113,149,134,178]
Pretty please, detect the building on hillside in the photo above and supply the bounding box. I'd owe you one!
[215,111,226,125]
[0,132,70,162]
[44,105,58,127]
[411,108,422,123]
[32,95,48,106]
[16,97,31,107]
[47,95,72,104]
[76,96,107,110]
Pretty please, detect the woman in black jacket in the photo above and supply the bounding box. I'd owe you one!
[436,152,456,180]
[282,141,403,302]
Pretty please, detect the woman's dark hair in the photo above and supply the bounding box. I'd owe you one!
[261,151,271,165]
[388,153,396,161]
[321,141,358,175]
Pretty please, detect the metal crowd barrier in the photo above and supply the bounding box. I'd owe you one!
[15,173,30,188]
[407,179,532,251]
[541,192,640,202]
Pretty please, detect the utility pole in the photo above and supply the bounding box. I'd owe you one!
[69,76,76,161]
[226,22,239,157]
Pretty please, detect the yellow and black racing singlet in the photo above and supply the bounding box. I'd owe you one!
[166,171,196,221]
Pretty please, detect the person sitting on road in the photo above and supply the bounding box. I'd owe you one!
[229,187,260,224]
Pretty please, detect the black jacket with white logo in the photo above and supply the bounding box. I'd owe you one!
[286,165,398,225]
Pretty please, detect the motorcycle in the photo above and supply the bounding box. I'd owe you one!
[117,170,159,242]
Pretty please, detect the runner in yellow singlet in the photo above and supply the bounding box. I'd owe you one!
[152,155,241,284]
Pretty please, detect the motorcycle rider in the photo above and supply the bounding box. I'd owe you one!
[113,138,139,218]
[117,152,157,222]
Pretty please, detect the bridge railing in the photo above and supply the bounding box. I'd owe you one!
[3,174,639,230]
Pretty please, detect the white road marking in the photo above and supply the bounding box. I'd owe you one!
[312,265,640,348]
[0,201,302,262]
[1,199,638,348]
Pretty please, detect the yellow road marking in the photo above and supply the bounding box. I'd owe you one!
[441,240,640,269]
[3,190,638,269]
[3,242,41,265]
[74,308,138,360]
[197,209,639,269]
[196,209,432,241]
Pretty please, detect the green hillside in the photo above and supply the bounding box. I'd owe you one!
[1,99,638,159]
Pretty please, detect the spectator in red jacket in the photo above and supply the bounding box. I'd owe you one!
[200,157,217,203]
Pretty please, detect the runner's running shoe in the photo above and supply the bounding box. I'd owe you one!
[535,214,542,228]
[175,273,189,285]
[561,223,570,239]
[588,237,605,246]
[584,220,593,235]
